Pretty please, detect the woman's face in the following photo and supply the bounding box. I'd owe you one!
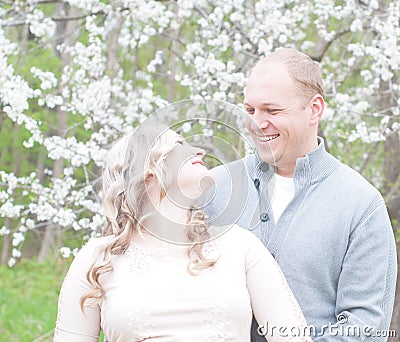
[162,130,215,201]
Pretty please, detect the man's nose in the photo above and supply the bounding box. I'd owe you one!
[251,109,269,131]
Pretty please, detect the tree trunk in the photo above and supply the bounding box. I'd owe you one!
[1,123,22,264]
[20,23,29,54]
[1,218,12,264]
[38,3,80,261]
[167,2,179,102]
[37,159,65,261]
[380,75,400,337]
[106,16,123,74]
[389,250,400,341]
[385,130,400,338]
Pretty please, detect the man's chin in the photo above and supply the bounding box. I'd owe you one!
[257,151,276,165]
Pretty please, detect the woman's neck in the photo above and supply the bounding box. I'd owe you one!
[140,196,193,244]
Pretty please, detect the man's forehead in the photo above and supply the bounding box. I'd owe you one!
[245,69,296,105]
[244,84,278,104]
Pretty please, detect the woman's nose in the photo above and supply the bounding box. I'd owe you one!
[193,147,206,157]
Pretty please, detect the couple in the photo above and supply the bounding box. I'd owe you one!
[54,48,397,341]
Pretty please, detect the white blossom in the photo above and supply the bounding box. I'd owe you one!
[182,122,192,133]
[26,10,56,38]
[8,257,16,268]
[203,128,214,136]
[12,232,25,247]
[350,19,363,32]
[0,202,24,218]
[0,226,10,236]
[89,214,105,231]
[31,67,58,90]
[12,248,21,258]
[65,0,107,13]
[60,247,72,258]
[25,219,35,229]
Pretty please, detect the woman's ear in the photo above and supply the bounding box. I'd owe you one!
[144,172,156,187]
[144,172,157,202]
[144,172,165,207]
[309,94,325,125]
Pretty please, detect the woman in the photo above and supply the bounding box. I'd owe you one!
[54,124,311,341]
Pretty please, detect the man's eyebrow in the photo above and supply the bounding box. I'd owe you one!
[243,101,282,107]
[260,102,282,107]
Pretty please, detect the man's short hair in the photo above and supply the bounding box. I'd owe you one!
[258,48,326,102]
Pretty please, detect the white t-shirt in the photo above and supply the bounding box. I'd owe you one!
[271,174,295,223]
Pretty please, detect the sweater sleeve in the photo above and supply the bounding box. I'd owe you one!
[245,231,311,342]
[314,196,397,341]
[54,239,102,342]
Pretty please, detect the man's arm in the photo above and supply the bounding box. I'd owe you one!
[314,195,397,341]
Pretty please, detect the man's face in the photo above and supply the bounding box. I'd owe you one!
[244,61,316,176]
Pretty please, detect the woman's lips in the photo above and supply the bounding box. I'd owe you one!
[191,160,205,166]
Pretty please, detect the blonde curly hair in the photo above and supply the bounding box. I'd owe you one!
[80,124,217,310]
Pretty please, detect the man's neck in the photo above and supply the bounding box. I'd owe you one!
[275,166,295,178]
[274,138,320,177]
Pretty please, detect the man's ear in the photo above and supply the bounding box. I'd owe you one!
[309,94,325,125]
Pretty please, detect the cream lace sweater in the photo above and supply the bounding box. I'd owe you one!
[54,225,309,341]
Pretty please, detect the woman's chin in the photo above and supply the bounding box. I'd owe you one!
[177,174,215,198]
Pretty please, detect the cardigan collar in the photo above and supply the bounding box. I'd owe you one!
[246,137,341,186]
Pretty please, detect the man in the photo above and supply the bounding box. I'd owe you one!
[206,48,397,341]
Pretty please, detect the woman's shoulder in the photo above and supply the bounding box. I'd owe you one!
[74,235,113,261]
[62,236,112,278]
[82,235,112,248]
[209,225,273,267]
[212,224,263,247]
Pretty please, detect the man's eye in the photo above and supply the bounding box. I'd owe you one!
[264,108,279,115]
[246,108,255,115]
[176,141,184,145]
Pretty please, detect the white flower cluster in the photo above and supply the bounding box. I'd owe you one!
[65,0,108,13]
[0,28,43,149]
[348,121,385,144]
[0,202,24,218]
[0,226,10,236]
[31,67,58,91]
[118,0,173,49]
[147,51,164,73]
[318,0,400,147]
[60,246,79,258]
[26,9,56,39]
